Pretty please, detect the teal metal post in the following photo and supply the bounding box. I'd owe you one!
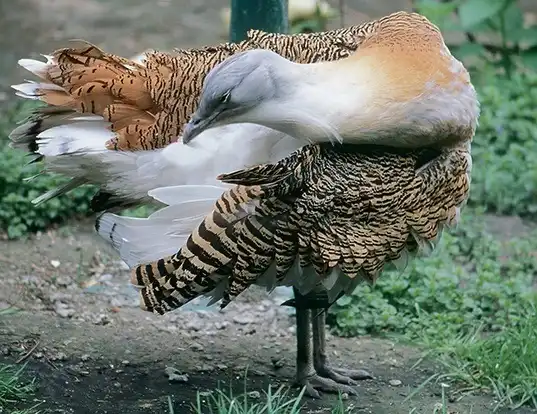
[229,0,289,43]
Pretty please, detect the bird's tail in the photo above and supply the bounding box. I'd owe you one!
[95,184,231,267]
[8,42,164,206]
[11,41,157,151]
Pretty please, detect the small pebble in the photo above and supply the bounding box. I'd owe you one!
[164,366,189,383]
[233,314,254,325]
[214,321,229,330]
[98,274,113,282]
[196,363,215,372]
[271,357,284,369]
[389,379,402,386]
[54,302,75,318]
[55,276,71,287]
[52,352,67,361]
[93,314,110,325]
[247,391,260,399]
[185,321,200,331]
[190,342,204,352]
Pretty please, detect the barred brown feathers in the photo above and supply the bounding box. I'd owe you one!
[129,142,472,315]
[12,24,370,154]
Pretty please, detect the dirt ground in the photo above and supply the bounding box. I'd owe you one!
[1,1,537,413]
[1,219,528,414]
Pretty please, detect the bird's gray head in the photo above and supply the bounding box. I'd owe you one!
[182,49,287,144]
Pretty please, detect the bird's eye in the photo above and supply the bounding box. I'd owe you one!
[220,91,231,105]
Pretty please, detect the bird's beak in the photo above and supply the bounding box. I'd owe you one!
[182,109,223,144]
[182,115,204,145]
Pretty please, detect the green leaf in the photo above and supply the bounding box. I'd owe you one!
[520,47,537,71]
[415,0,460,28]
[517,26,537,48]
[453,42,487,59]
[458,0,507,29]
[502,1,524,42]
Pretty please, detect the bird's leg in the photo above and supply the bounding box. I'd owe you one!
[293,288,358,398]
[311,310,373,384]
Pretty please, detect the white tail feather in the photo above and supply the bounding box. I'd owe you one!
[17,58,52,78]
[11,82,64,99]
[148,184,229,206]
[36,121,116,156]
[96,187,221,267]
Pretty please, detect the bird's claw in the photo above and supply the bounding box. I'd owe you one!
[296,373,359,399]
[315,365,373,385]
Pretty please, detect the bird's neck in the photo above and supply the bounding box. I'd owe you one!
[262,58,384,145]
[265,51,479,149]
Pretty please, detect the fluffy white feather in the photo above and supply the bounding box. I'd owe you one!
[11,100,302,206]
[96,184,228,267]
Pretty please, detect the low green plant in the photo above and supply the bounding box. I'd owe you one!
[191,386,307,414]
[185,385,347,414]
[0,364,36,408]
[469,71,537,216]
[0,101,96,238]
[329,210,537,339]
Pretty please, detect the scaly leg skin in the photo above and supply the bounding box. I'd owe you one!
[293,288,359,398]
[312,310,373,385]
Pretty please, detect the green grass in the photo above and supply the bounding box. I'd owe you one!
[190,386,311,414]
[0,308,40,414]
[184,384,462,414]
[0,364,36,407]
[424,314,537,410]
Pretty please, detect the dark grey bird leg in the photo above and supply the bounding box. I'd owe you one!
[311,310,373,384]
[293,288,359,398]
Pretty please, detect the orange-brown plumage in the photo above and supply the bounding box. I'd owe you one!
[182,12,478,149]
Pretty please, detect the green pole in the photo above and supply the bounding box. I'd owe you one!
[229,0,289,43]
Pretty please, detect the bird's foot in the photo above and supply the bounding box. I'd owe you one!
[315,364,373,385]
[296,373,359,399]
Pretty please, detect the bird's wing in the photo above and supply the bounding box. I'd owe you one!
[96,142,471,314]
